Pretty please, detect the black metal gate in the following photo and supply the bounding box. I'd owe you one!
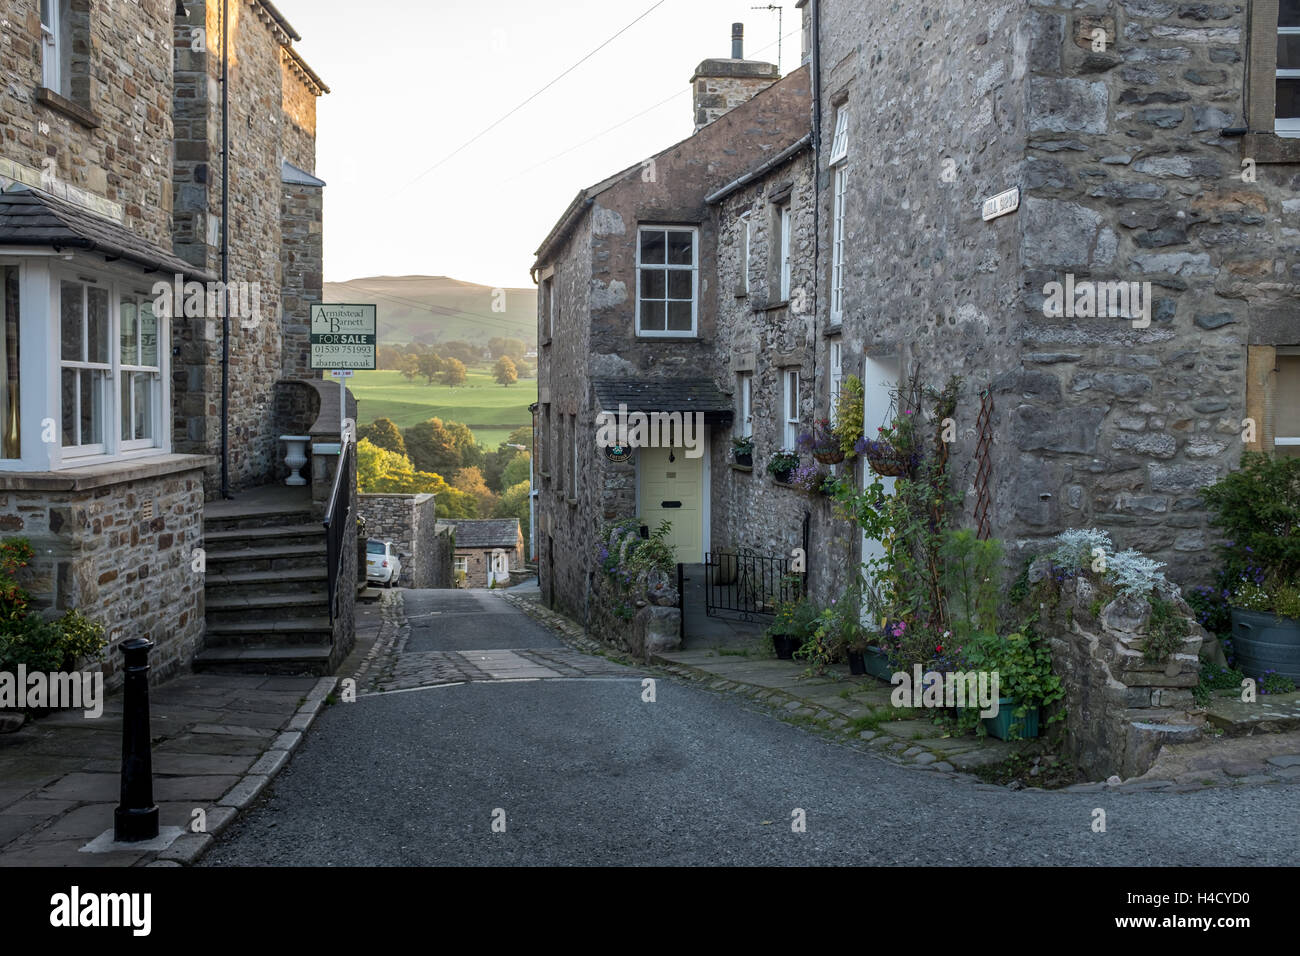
[701,550,802,622]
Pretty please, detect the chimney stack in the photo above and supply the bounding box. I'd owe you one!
[690,23,780,132]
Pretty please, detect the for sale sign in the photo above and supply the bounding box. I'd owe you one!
[310,304,377,369]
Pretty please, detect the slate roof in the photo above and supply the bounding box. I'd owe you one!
[0,186,215,281]
[447,519,521,549]
[593,379,734,424]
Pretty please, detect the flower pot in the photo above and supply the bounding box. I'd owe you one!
[865,442,911,478]
[772,634,800,660]
[847,650,867,675]
[813,447,845,465]
[862,646,893,680]
[734,451,753,467]
[982,698,1040,740]
[772,468,794,484]
[1230,607,1300,682]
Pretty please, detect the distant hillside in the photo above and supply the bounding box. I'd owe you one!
[323,275,537,346]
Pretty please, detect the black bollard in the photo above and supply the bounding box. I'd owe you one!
[114,638,159,842]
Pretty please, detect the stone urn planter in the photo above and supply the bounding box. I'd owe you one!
[1230,608,1300,682]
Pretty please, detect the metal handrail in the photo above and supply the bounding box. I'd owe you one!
[322,428,353,624]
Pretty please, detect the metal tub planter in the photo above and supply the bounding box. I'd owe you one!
[1230,608,1300,682]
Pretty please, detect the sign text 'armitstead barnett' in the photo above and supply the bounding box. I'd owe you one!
[310,304,377,370]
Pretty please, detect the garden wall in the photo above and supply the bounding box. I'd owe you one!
[359,493,442,589]
[1040,567,1206,779]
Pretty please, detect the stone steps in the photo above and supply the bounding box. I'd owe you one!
[205,542,329,574]
[204,509,316,534]
[204,566,329,600]
[205,591,331,627]
[193,643,334,676]
[205,523,325,552]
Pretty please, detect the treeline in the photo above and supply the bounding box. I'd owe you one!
[376,338,535,386]
[357,417,533,552]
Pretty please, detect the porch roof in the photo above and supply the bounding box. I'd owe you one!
[0,186,215,282]
[593,379,734,425]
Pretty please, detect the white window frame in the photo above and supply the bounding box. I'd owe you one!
[453,555,469,573]
[783,369,800,450]
[740,213,751,295]
[738,372,753,438]
[635,225,699,337]
[117,291,162,452]
[0,258,173,471]
[1278,21,1300,136]
[40,0,62,93]
[778,205,792,302]
[829,104,850,164]
[829,341,843,426]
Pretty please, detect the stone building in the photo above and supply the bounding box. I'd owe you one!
[537,2,1300,636]
[444,518,523,588]
[0,0,338,687]
[531,32,811,622]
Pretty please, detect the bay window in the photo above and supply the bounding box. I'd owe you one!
[636,226,698,336]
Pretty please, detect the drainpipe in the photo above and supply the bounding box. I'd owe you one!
[809,0,823,594]
[219,0,231,498]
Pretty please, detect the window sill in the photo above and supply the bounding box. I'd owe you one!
[35,87,100,129]
[824,323,843,337]
[1241,131,1300,164]
[730,463,753,473]
[0,452,215,492]
[758,300,790,313]
[541,338,552,347]
[566,497,578,507]
[633,334,701,342]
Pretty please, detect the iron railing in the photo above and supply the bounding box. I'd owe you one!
[323,433,354,625]
[703,549,803,622]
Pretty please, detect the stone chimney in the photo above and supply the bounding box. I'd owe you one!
[691,23,780,132]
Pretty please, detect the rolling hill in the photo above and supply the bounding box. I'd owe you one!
[322,275,537,346]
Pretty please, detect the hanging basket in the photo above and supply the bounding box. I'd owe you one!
[812,446,845,465]
[865,441,912,478]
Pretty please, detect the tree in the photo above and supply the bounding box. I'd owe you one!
[452,466,498,516]
[503,426,532,453]
[494,480,531,556]
[418,352,444,385]
[501,452,530,489]
[493,356,518,387]
[403,417,463,475]
[439,341,476,365]
[377,345,405,370]
[357,418,406,457]
[355,439,477,517]
[440,357,467,388]
[396,353,419,382]
[488,337,527,360]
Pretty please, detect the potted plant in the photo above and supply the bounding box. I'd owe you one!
[860,410,920,478]
[766,449,800,484]
[731,435,754,467]
[789,462,830,497]
[766,596,817,660]
[798,419,844,465]
[1201,453,1300,681]
[961,631,1065,740]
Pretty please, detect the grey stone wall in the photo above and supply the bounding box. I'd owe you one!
[360,492,441,588]
[0,461,211,691]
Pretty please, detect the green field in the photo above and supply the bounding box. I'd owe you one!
[349,368,536,449]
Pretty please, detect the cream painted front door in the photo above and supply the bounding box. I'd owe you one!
[638,445,704,563]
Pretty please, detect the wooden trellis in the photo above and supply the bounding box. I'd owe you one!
[973,388,994,540]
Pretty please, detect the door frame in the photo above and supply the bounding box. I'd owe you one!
[633,425,710,560]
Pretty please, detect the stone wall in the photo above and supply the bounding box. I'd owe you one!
[171,0,323,495]
[586,524,680,660]
[0,0,175,244]
[359,492,441,588]
[1041,568,1204,780]
[280,179,323,379]
[0,459,211,691]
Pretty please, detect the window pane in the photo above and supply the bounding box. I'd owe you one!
[60,281,82,361]
[666,269,692,300]
[40,0,52,26]
[1282,0,1300,27]
[667,231,693,265]
[640,230,666,264]
[134,373,154,441]
[640,268,665,299]
[120,373,131,441]
[1279,78,1300,119]
[120,297,138,366]
[80,368,104,445]
[1,266,18,459]
[666,301,692,331]
[140,302,158,367]
[1280,33,1300,70]
[1277,356,1300,438]
[61,368,76,446]
[87,287,109,364]
[640,300,666,331]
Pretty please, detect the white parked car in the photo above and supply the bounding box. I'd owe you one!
[366,539,402,588]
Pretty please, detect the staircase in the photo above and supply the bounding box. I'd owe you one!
[194,490,336,676]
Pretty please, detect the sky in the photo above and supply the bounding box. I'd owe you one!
[284,0,803,290]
